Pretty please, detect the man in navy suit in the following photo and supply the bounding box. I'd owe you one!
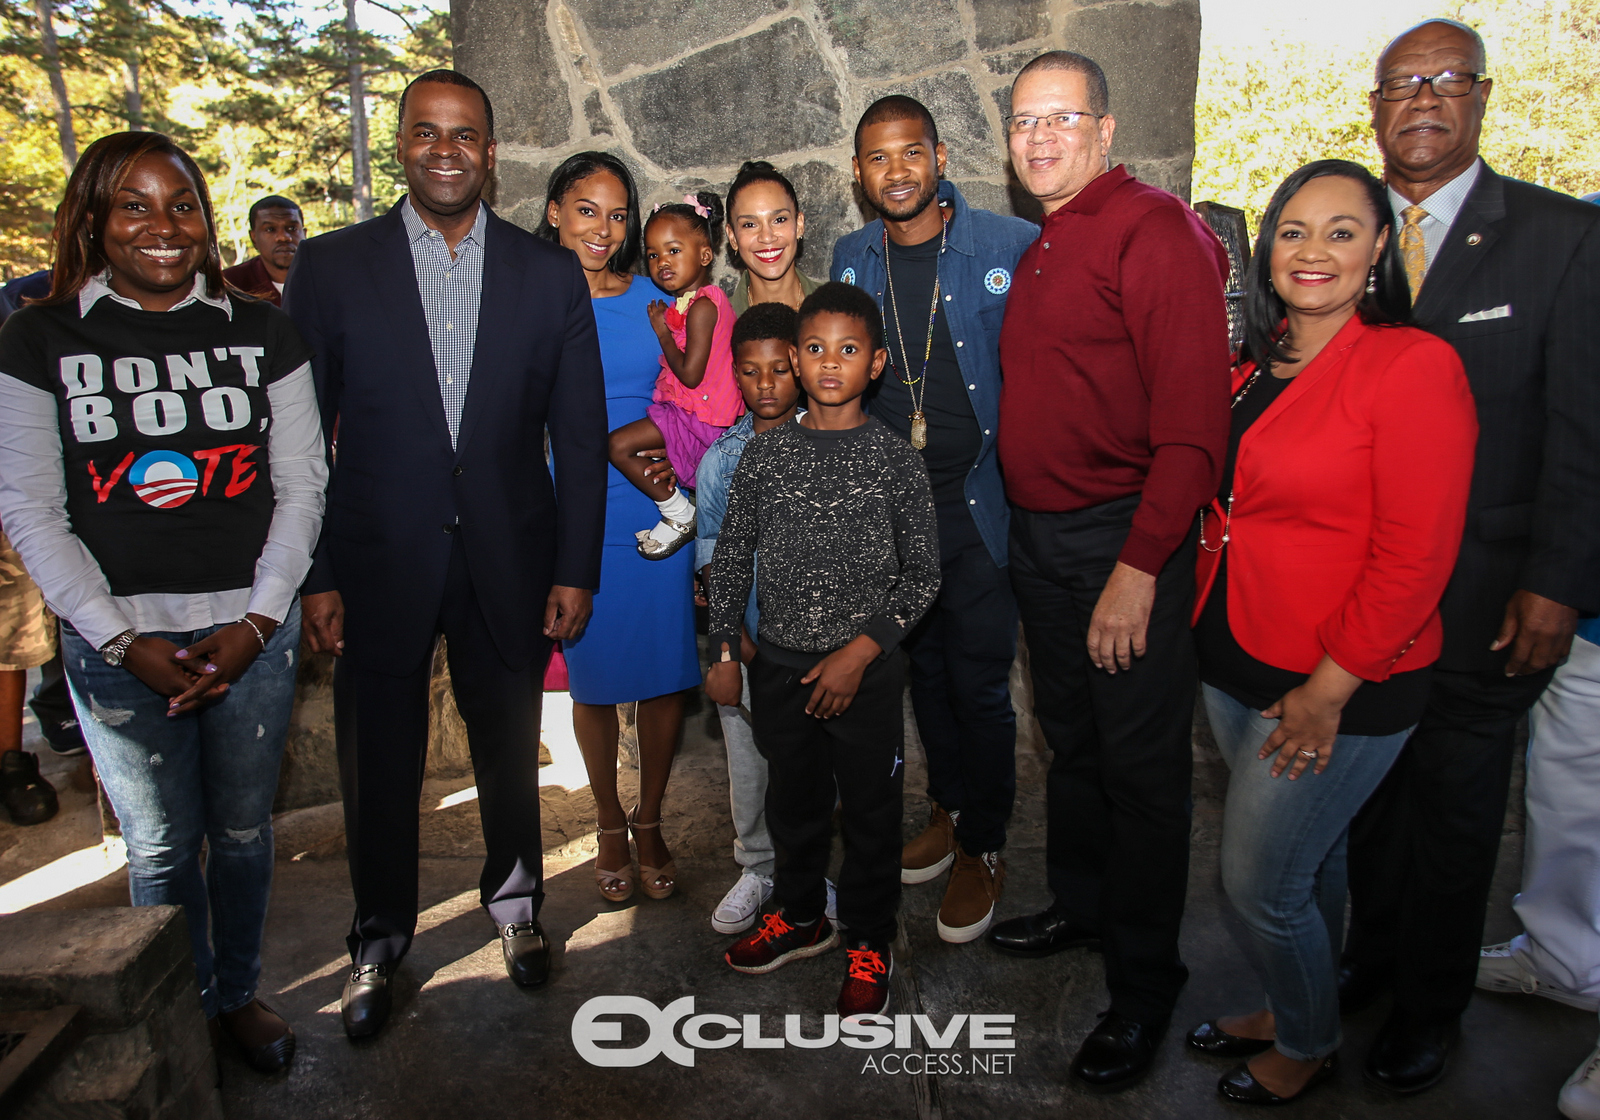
[287,69,607,1039]
[1340,20,1600,1095]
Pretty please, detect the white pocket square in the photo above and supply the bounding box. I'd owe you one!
[1459,304,1512,323]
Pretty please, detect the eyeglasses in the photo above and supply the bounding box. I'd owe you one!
[1003,111,1103,135]
[1374,71,1487,101]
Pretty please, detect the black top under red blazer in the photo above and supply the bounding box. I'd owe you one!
[1194,317,1478,681]
[286,201,607,676]
[1415,163,1600,670]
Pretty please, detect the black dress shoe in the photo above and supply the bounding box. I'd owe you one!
[1337,959,1389,1015]
[1364,1009,1458,1095]
[219,999,296,1074]
[501,921,550,988]
[1186,1019,1275,1057]
[1,750,58,826]
[1070,1011,1165,1092]
[1218,1053,1338,1105]
[985,909,1102,959]
[341,962,392,1039]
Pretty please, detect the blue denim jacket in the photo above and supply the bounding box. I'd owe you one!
[830,180,1038,567]
[696,411,773,643]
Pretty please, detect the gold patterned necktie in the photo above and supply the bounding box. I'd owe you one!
[1400,204,1429,298]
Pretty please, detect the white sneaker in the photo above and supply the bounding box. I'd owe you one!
[826,879,838,929]
[712,872,772,935]
[1477,941,1600,1011]
[1561,1039,1600,1120]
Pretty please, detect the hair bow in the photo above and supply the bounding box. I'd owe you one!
[649,194,710,219]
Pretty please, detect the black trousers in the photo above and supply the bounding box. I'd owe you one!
[750,650,905,944]
[905,499,1019,855]
[1345,663,1554,1017]
[334,535,550,965]
[1009,498,1197,1024]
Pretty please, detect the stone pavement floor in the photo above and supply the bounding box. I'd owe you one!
[2,688,1594,1119]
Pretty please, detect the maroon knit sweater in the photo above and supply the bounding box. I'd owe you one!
[998,165,1231,575]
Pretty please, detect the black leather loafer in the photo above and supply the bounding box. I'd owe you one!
[1186,1019,1275,1058]
[1364,1010,1458,1094]
[1070,1011,1164,1092]
[341,962,392,1039]
[1218,1052,1338,1105]
[985,910,1102,959]
[1337,960,1389,1015]
[501,921,550,988]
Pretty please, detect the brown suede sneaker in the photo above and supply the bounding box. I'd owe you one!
[937,850,1005,943]
[901,803,959,885]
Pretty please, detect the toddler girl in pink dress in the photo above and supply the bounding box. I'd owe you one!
[608,190,741,559]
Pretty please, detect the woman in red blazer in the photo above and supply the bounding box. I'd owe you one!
[1181,160,1478,1106]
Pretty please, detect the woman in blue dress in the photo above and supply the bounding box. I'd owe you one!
[539,153,700,904]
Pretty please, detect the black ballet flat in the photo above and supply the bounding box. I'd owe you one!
[1218,1052,1338,1105]
[1186,1019,1275,1058]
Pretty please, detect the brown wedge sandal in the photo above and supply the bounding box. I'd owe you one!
[595,822,634,903]
[628,807,678,900]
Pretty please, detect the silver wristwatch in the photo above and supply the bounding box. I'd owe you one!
[100,629,138,667]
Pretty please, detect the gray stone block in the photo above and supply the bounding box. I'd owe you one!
[453,0,572,149]
[2,907,222,1120]
[612,19,845,171]
[820,0,968,79]
[783,159,865,277]
[972,0,1049,52]
[0,907,187,1031]
[561,0,789,76]
[869,69,1003,179]
[1056,0,1201,161]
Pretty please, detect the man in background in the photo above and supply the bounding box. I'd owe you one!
[224,195,303,305]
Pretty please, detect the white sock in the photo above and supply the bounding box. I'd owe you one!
[648,488,693,543]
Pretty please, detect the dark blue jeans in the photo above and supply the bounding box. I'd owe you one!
[904,499,1019,854]
[61,604,299,1018]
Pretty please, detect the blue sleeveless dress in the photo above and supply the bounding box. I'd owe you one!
[562,278,701,704]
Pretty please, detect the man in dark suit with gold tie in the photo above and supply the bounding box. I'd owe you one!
[1340,18,1600,1095]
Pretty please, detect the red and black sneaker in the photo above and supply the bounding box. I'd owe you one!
[725,909,839,974]
[838,938,894,1019]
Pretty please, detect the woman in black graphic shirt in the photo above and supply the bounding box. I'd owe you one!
[0,132,326,1074]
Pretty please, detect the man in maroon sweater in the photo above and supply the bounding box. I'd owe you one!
[221,195,303,306]
[986,50,1231,1091]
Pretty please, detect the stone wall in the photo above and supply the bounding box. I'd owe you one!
[453,0,1203,261]
[268,0,1207,812]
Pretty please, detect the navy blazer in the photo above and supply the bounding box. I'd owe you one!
[1413,163,1600,670]
[286,201,608,676]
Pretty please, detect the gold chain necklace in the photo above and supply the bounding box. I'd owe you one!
[882,214,948,450]
[1198,365,1267,553]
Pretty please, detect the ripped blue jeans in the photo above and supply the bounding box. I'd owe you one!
[61,603,300,1018]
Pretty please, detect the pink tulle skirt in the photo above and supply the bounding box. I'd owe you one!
[647,401,722,490]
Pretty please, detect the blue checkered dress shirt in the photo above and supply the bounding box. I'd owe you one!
[401,197,487,448]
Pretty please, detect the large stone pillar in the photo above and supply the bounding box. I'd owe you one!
[453,0,1203,245]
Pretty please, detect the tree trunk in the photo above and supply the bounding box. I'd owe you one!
[346,0,373,222]
[35,0,77,171]
[124,56,142,130]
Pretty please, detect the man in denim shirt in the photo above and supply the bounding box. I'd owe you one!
[832,95,1038,944]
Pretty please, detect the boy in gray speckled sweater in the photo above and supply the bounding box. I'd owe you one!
[705,282,939,1020]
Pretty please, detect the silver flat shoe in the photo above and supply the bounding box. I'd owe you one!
[635,513,696,560]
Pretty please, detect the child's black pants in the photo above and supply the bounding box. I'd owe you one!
[749,649,905,944]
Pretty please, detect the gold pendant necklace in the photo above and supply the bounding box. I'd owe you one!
[1199,365,1266,553]
[883,214,948,451]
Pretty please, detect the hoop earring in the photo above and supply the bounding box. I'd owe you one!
[1366,266,1377,295]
